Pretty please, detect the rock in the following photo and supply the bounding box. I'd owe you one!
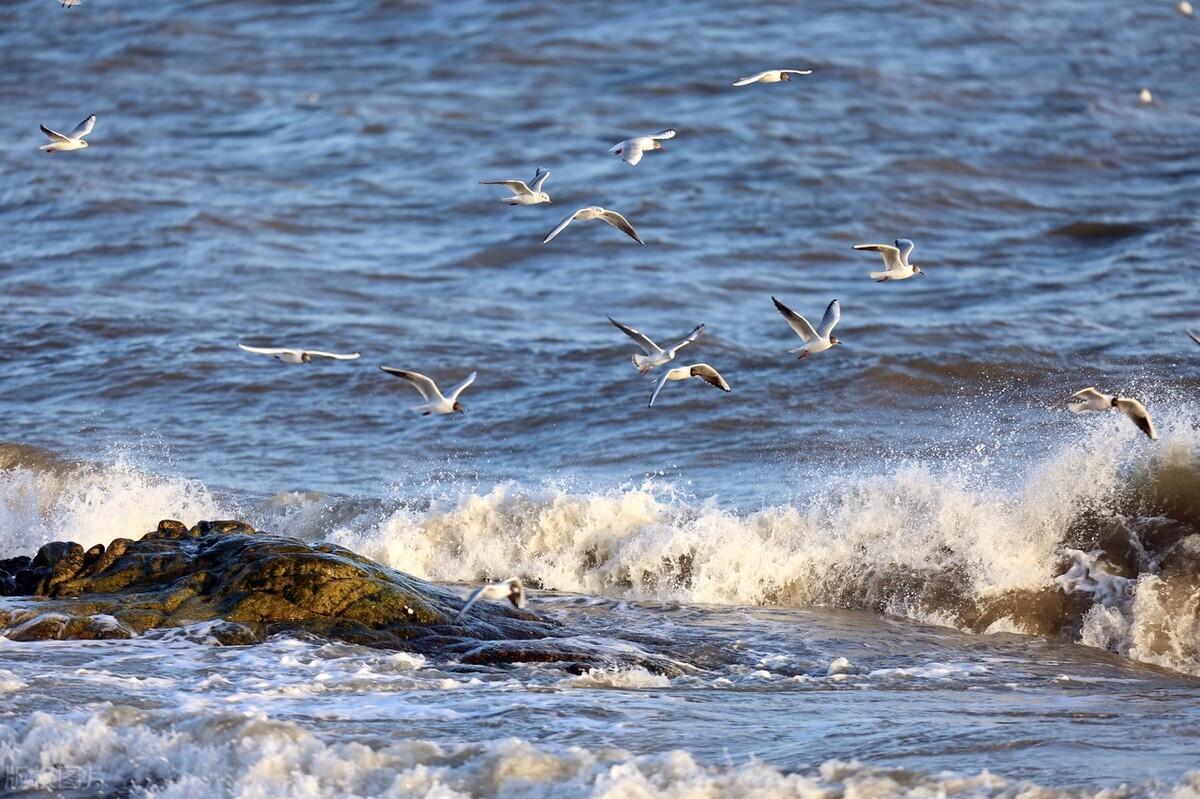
[1,519,656,668]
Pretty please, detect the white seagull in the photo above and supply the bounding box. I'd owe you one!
[648,364,732,407]
[57,0,84,7]
[238,344,360,364]
[1067,387,1157,440]
[732,69,813,86]
[1179,1,1194,16]
[39,115,95,153]
[772,297,841,358]
[608,317,704,374]
[609,129,676,167]
[380,367,476,415]
[853,239,924,281]
[455,577,526,620]
[543,206,644,245]
[479,168,551,206]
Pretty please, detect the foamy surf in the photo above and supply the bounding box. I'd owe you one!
[1,707,1197,799]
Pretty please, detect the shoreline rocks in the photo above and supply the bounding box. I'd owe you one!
[0,519,566,658]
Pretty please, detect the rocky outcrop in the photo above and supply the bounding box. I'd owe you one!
[0,520,680,672]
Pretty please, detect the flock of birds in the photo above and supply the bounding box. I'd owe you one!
[33,0,1198,617]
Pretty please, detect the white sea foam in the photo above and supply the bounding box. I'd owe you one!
[1,708,1197,799]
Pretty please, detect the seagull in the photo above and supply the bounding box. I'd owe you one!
[608,318,704,374]
[1067,387,1157,440]
[732,69,813,86]
[1139,88,1154,104]
[57,0,84,7]
[609,129,676,167]
[543,206,644,245]
[238,344,360,364]
[455,577,526,620]
[853,239,924,281]
[1180,1,1194,16]
[648,364,732,407]
[479,168,551,206]
[1188,330,1200,347]
[772,297,841,358]
[39,115,95,153]
[379,367,476,415]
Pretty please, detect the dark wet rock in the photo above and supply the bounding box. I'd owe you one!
[0,520,667,669]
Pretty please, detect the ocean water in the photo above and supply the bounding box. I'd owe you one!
[2,0,1200,796]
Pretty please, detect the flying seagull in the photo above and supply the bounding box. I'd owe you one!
[479,168,551,205]
[648,364,732,407]
[732,69,813,86]
[238,344,360,364]
[380,367,476,415]
[1187,330,1200,347]
[57,0,84,7]
[455,577,526,620]
[39,115,95,153]
[609,129,676,167]
[853,239,924,281]
[543,206,644,245]
[608,317,704,374]
[1067,387,1157,440]
[772,297,841,358]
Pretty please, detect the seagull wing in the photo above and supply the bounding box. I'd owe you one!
[665,324,704,356]
[238,344,293,357]
[599,209,645,244]
[1115,398,1157,440]
[69,115,96,139]
[854,244,902,271]
[651,128,677,140]
[529,168,550,193]
[1188,330,1200,348]
[780,69,814,76]
[446,371,477,401]
[543,208,584,244]
[732,71,770,86]
[1067,386,1108,412]
[895,238,915,263]
[304,351,361,361]
[619,140,646,166]
[648,371,672,407]
[379,367,442,402]
[40,125,70,143]
[609,317,662,355]
[772,296,818,343]
[479,179,532,195]
[454,585,488,621]
[689,363,731,392]
[817,299,841,338]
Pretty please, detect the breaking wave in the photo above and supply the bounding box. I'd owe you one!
[3,404,1199,675]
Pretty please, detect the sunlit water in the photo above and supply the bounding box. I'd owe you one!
[1,0,1199,795]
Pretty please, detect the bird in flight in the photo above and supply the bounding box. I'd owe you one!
[1067,387,1157,440]
[479,167,552,206]
[380,368,477,415]
[238,344,360,364]
[608,318,704,374]
[853,239,924,281]
[39,115,95,153]
[609,129,676,167]
[772,297,842,359]
[455,578,527,620]
[543,206,644,245]
[648,364,732,407]
[732,69,813,86]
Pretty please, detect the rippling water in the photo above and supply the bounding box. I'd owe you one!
[2,0,1199,796]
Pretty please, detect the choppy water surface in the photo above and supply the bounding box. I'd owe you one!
[1,0,1199,796]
